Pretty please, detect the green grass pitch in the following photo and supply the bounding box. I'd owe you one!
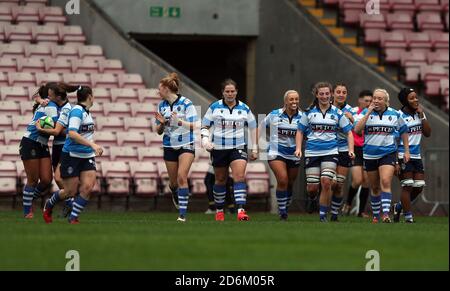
[0,211,448,271]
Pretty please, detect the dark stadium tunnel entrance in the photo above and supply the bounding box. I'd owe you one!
[131,34,253,102]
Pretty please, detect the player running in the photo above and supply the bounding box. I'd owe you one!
[43,86,103,224]
[354,89,410,223]
[155,73,199,222]
[259,90,302,220]
[201,79,258,221]
[393,88,431,223]
[295,82,354,222]
[330,83,356,221]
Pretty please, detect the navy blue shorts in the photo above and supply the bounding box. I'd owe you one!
[51,144,64,170]
[60,152,97,178]
[399,158,424,174]
[163,144,195,162]
[353,146,364,167]
[363,152,397,172]
[338,151,353,168]
[19,137,50,160]
[268,155,301,168]
[304,154,339,169]
[211,147,248,167]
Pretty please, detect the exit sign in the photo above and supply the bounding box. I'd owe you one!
[150,6,181,18]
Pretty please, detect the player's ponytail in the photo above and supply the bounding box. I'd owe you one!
[160,72,180,93]
[76,86,93,103]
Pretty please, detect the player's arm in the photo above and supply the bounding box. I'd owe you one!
[36,121,65,136]
[355,104,374,135]
[68,130,103,156]
[155,112,165,135]
[417,106,431,137]
[294,129,303,158]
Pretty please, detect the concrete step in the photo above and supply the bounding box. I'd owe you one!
[328,27,344,37]
[320,18,337,26]
[298,0,316,7]
[308,8,324,18]
[339,37,357,45]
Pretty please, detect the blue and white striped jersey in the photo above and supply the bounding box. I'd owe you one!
[398,110,423,159]
[298,105,352,157]
[23,101,59,145]
[63,104,95,158]
[156,95,198,148]
[202,99,257,150]
[53,102,72,146]
[355,107,407,160]
[336,103,355,152]
[261,108,302,160]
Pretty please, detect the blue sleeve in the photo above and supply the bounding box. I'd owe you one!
[68,108,83,132]
[298,112,308,133]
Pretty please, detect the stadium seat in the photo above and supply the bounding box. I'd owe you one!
[0,145,20,161]
[89,102,104,117]
[45,58,72,73]
[101,161,131,199]
[428,31,449,49]
[144,132,162,147]
[91,73,118,88]
[246,162,270,199]
[339,0,365,26]
[11,115,30,131]
[103,102,131,117]
[110,146,138,162]
[38,6,67,25]
[390,0,416,16]
[156,161,170,195]
[58,25,86,45]
[415,0,442,12]
[25,44,53,59]
[0,58,17,73]
[24,0,48,6]
[116,131,146,147]
[11,6,39,24]
[0,132,4,145]
[8,72,35,87]
[0,100,20,116]
[19,100,33,115]
[63,73,91,87]
[137,147,164,162]
[386,13,414,31]
[3,130,22,145]
[427,50,449,65]
[71,59,99,74]
[417,12,445,31]
[95,116,124,131]
[129,161,159,198]
[0,72,8,87]
[51,45,78,59]
[35,72,62,85]
[0,6,13,23]
[0,161,18,199]
[441,78,449,96]
[137,88,160,103]
[195,148,211,162]
[99,59,125,74]
[31,25,59,44]
[4,24,32,43]
[0,86,28,101]
[17,58,45,72]
[93,131,117,147]
[0,43,24,58]
[130,102,157,117]
[110,88,138,103]
[0,115,13,131]
[92,88,111,103]
[188,162,209,196]
[118,74,146,89]
[406,32,433,50]
[78,45,104,60]
[123,117,152,132]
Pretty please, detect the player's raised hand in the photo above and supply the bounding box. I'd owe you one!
[155,112,166,125]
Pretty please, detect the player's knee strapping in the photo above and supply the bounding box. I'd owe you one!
[306,175,320,185]
[413,180,426,188]
[400,178,414,187]
[335,174,346,185]
[321,169,336,180]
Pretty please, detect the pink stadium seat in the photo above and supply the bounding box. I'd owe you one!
[390,0,416,16]
[8,72,35,87]
[0,86,28,101]
[188,162,209,196]
[144,131,162,147]
[386,13,414,31]
[425,80,442,96]
[0,23,5,41]
[24,0,48,7]
[156,161,170,195]
[137,88,160,103]
[31,25,59,44]
[101,161,131,198]
[94,131,117,147]
[360,14,386,29]
[4,24,32,42]
[0,145,20,161]
[45,58,72,73]
[51,45,78,59]
[130,102,157,117]
[17,58,45,72]
[118,74,146,89]
[0,58,17,73]
[95,116,124,131]
[421,65,449,81]
[417,12,445,31]
[441,78,449,96]
[0,161,17,197]
[428,31,449,49]
[427,50,449,65]
[39,6,66,25]
[0,100,20,116]
[246,162,270,198]
[0,0,20,5]
[110,146,138,162]
[405,32,433,49]
[92,88,111,103]
[63,73,91,87]
[89,102,104,117]
[129,161,159,198]
[99,59,125,74]
[103,102,131,117]
[25,44,52,58]
[19,100,33,115]
[71,59,99,74]
[0,6,13,23]
[78,45,104,60]
[415,0,442,12]
[116,131,146,147]
[339,0,365,26]
[137,147,164,163]
[381,31,408,63]
[0,43,24,58]
[0,115,13,131]
[91,73,118,88]
[35,72,62,86]
[58,25,86,45]
[11,115,30,131]
[3,130,22,145]
[0,73,8,87]
[123,117,152,132]
[0,132,4,145]
[110,88,138,103]
[12,6,39,24]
